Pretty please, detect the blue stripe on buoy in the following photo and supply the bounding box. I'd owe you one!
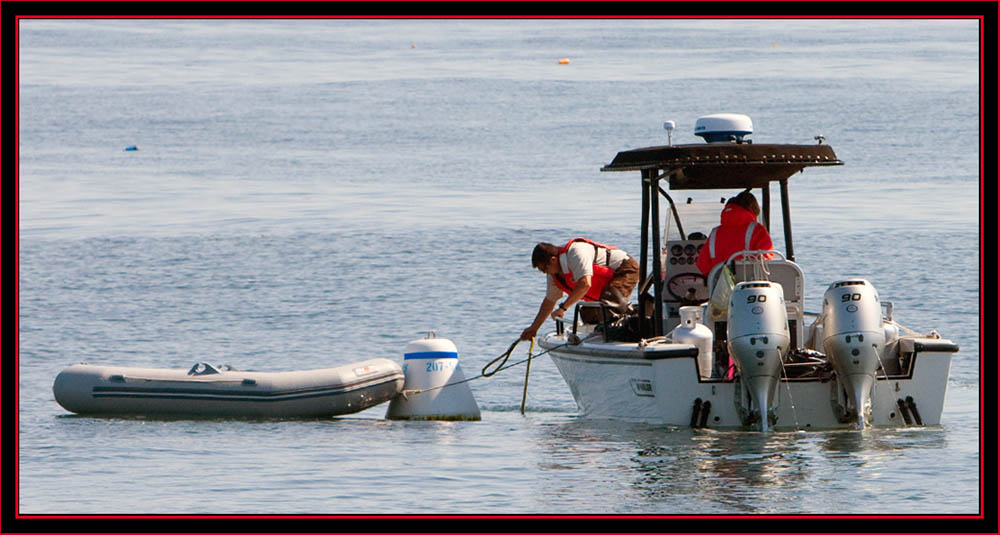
[403,351,458,360]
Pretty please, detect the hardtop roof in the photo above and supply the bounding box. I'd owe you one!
[602,143,842,190]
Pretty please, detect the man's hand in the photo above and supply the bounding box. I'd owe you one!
[520,326,538,341]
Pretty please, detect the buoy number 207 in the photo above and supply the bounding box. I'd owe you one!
[427,361,455,372]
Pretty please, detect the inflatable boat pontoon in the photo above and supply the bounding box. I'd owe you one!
[53,358,404,418]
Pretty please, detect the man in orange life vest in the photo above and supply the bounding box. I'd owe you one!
[695,190,774,277]
[520,238,640,341]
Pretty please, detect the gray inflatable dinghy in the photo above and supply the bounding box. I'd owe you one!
[53,358,404,418]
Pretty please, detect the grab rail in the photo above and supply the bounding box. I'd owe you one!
[574,302,617,342]
[722,248,787,265]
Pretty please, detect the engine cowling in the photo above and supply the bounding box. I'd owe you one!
[822,279,886,428]
[727,281,789,431]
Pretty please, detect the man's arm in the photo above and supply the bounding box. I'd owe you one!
[550,275,591,320]
[521,297,560,340]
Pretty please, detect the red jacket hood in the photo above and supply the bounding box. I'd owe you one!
[719,204,758,228]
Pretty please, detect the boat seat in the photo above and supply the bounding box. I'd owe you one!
[728,260,802,304]
[707,250,806,346]
[708,253,801,301]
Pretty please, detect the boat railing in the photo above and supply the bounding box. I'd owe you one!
[554,301,618,343]
[553,316,575,336]
[706,249,789,296]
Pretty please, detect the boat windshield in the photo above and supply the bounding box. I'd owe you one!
[663,189,749,243]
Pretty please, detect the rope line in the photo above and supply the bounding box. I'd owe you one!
[482,339,522,378]
[890,320,939,339]
[520,338,535,414]
[399,339,568,397]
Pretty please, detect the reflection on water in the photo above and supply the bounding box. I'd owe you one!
[647,430,815,513]
[819,426,948,453]
[533,417,956,514]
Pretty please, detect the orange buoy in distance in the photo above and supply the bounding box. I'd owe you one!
[558,58,571,65]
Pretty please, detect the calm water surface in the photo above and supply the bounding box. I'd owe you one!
[16,19,981,516]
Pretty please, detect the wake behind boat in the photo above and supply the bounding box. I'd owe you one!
[539,114,958,431]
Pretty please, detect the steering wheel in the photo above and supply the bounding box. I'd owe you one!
[666,272,708,302]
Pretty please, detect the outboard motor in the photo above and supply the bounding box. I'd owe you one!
[822,279,886,429]
[727,281,790,431]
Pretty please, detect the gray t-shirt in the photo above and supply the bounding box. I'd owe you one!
[545,241,629,301]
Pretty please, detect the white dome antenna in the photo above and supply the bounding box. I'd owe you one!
[694,113,753,144]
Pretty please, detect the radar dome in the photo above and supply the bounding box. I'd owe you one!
[694,113,753,143]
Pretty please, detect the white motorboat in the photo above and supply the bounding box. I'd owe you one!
[539,114,958,431]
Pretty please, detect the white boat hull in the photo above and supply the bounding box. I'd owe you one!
[53,358,405,418]
[542,333,953,429]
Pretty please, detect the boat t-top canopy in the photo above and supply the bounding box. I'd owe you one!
[603,141,842,339]
[601,143,842,189]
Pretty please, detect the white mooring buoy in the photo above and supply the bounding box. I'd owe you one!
[385,333,481,421]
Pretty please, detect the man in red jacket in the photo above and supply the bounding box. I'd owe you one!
[695,190,774,277]
[520,237,639,341]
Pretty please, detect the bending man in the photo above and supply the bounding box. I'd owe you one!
[520,237,639,341]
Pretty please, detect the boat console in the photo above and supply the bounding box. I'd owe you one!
[661,237,709,330]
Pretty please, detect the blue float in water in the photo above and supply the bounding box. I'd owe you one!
[124,146,138,151]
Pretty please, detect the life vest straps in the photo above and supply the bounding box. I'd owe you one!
[744,221,757,251]
[561,237,616,261]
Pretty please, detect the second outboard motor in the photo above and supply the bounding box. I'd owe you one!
[822,279,886,429]
[727,281,790,431]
